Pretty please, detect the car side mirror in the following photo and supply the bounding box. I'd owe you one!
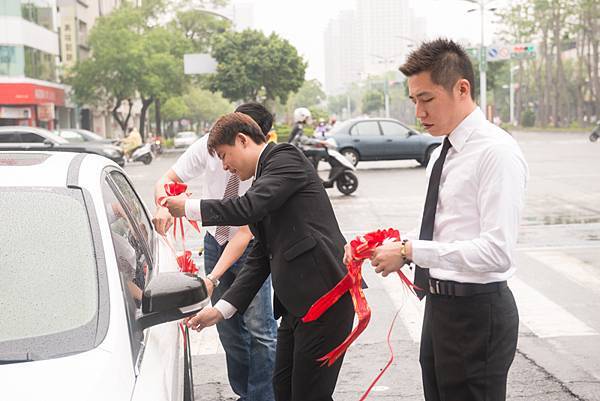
[138,272,209,330]
[407,131,417,137]
[43,139,55,146]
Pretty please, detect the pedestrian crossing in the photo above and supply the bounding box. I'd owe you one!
[190,247,600,356]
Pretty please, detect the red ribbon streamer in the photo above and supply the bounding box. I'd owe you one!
[302,228,420,370]
[158,182,202,273]
[159,182,204,347]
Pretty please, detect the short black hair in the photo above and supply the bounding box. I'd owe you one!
[399,38,475,100]
[235,102,273,136]
[207,112,266,156]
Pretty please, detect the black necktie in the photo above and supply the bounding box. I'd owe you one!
[414,136,452,299]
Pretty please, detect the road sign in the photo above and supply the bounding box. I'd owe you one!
[184,53,218,75]
[511,43,536,60]
[487,44,511,62]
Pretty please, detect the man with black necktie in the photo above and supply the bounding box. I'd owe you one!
[347,39,529,401]
[164,112,354,401]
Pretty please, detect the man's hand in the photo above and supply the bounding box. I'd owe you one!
[185,307,224,332]
[343,243,354,265]
[370,241,405,277]
[164,194,187,218]
[152,206,173,235]
[203,277,214,298]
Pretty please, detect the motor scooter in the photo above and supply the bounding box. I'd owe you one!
[590,123,599,142]
[303,138,358,195]
[116,139,154,165]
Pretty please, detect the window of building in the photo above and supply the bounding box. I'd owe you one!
[20,0,55,31]
[24,46,57,82]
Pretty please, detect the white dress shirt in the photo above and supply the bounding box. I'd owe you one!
[410,107,528,284]
[174,135,252,239]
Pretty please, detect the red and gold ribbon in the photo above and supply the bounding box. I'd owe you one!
[302,228,420,398]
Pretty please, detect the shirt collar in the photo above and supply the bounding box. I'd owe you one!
[447,107,484,152]
[254,143,268,178]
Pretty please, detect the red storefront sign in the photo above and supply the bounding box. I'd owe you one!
[0,82,65,107]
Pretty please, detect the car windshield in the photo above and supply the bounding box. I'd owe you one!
[0,188,101,361]
[56,130,85,142]
[79,130,105,141]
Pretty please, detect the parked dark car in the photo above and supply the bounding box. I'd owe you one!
[328,118,443,166]
[55,128,117,145]
[0,126,125,166]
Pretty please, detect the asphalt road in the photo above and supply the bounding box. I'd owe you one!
[127,130,600,400]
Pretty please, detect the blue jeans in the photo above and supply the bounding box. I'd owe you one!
[204,233,277,401]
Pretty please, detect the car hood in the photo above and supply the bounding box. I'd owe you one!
[0,347,132,400]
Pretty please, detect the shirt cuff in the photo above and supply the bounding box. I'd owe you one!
[410,239,437,269]
[213,299,237,320]
[185,199,202,221]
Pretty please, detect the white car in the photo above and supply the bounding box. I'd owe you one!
[0,151,208,401]
[174,132,199,148]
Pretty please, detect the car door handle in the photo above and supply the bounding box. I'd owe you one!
[386,139,393,142]
[353,139,360,143]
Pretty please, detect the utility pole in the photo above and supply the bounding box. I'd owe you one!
[466,0,489,118]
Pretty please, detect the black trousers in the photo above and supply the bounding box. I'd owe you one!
[273,293,354,401]
[419,286,519,401]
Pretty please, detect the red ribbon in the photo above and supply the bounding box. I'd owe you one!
[302,228,420,371]
[159,182,203,347]
[158,182,202,273]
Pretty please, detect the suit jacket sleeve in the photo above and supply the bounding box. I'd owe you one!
[200,145,308,227]
[221,240,271,314]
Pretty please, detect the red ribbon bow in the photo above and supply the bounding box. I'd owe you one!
[302,228,420,398]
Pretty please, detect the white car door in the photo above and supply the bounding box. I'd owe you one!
[102,171,184,401]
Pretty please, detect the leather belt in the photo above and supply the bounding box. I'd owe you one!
[428,278,507,297]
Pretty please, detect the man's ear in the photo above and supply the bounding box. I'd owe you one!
[457,79,471,99]
[238,133,247,146]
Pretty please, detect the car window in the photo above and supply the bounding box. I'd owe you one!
[0,132,20,143]
[351,121,381,136]
[380,121,411,136]
[19,133,46,143]
[0,188,103,361]
[58,130,85,143]
[102,175,152,365]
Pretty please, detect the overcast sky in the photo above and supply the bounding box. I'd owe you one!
[232,0,509,83]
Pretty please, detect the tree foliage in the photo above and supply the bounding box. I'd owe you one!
[362,90,384,115]
[209,29,307,104]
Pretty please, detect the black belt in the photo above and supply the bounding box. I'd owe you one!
[428,278,507,297]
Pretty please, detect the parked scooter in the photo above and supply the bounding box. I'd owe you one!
[304,138,358,195]
[149,135,164,156]
[590,123,599,142]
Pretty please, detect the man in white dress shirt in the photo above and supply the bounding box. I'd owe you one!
[153,103,277,401]
[347,39,528,401]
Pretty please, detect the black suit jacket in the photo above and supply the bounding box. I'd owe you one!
[200,142,348,318]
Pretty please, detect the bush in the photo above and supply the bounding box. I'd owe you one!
[521,109,535,127]
[164,138,174,148]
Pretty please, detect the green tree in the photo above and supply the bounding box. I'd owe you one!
[362,90,384,115]
[66,4,143,133]
[209,29,306,105]
[183,87,234,130]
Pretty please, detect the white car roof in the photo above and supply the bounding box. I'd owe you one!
[0,151,114,188]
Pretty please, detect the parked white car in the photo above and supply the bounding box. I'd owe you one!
[174,132,199,148]
[0,151,208,401]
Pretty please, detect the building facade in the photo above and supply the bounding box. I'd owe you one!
[0,0,69,129]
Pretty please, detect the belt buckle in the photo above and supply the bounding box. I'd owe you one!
[429,280,436,294]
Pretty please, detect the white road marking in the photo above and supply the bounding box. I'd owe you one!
[509,276,598,338]
[525,250,600,293]
[374,265,424,343]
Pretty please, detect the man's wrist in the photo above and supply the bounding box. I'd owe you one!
[400,239,413,264]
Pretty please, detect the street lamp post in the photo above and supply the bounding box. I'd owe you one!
[466,0,488,118]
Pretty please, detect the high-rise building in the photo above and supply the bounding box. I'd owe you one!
[0,0,67,129]
[324,0,426,95]
[57,0,122,133]
[324,10,363,95]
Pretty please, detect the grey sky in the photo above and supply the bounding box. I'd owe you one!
[232,0,509,84]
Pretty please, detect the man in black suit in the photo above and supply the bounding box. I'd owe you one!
[164,112,354,401]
